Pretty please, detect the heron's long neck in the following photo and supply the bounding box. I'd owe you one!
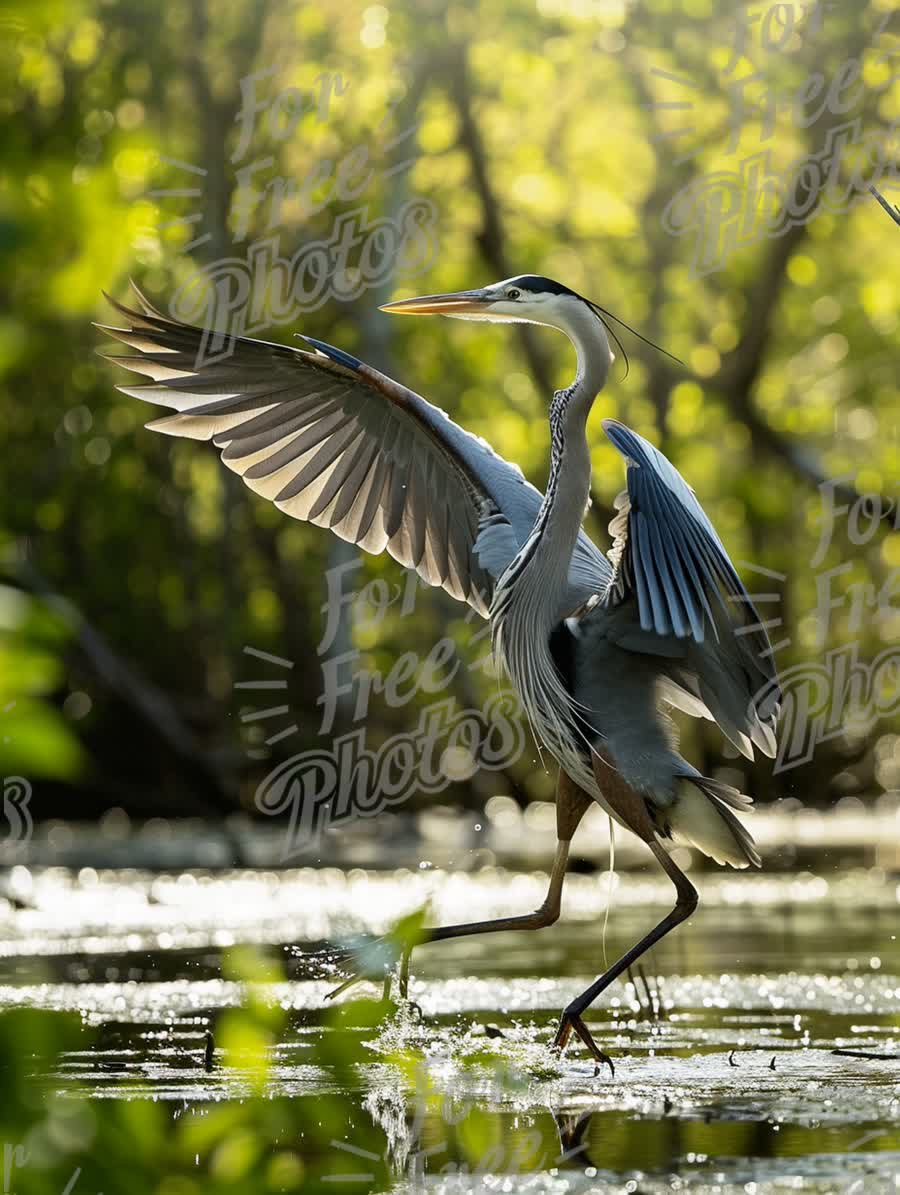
[523,392,592,613]
[489,305,611,793]
[506,305,611,625]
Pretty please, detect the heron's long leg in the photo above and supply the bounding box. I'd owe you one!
[419,771,591,946]
[553,753,698,1073]
[553,840,696,1068]
[329,772,591,1000]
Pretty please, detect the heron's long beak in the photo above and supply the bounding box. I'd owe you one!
[379,289,491,316]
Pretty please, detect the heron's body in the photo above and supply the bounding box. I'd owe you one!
[480,286,775,868]
[99,270,781,1068]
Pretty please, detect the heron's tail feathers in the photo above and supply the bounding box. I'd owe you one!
[667,775,761,869]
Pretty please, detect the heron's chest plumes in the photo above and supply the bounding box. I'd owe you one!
[487,386,600,793]
[491,577,597,796]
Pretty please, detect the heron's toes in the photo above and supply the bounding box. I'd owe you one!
[552,1010,615,1077]
[324,938,418,1012]
[325,968,375,1001]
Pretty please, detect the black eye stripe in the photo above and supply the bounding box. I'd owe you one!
[508,275,578,297]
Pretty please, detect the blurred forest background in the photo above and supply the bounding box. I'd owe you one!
[1,0,898,841]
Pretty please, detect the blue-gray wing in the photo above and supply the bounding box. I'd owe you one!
[602,419,754,640]
[597,419,780,757]
[97,285,609,618]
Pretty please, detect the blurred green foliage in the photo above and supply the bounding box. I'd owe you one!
[0,0,898,821]
[0,578,84,781]
[0,956,393,1193]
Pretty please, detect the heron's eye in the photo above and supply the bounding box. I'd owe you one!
[505,287,521,300]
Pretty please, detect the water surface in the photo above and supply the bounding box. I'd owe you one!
[1,858,898,1192]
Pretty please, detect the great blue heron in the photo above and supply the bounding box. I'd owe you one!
[99,274,780,1070]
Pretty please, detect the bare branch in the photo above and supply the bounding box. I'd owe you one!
[870,184,900,228]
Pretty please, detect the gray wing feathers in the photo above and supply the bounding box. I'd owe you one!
[99,286,610,618]
[687,776,762,868]
[599,419,780,761]
[473,513,519,577]
[97,291,497,611]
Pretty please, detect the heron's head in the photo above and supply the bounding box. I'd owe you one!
[380,274,593,329]
[380,276,680,383]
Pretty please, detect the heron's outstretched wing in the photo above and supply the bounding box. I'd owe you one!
[601,420,761,642]
[597,419,780,758]
[97,286,609,618]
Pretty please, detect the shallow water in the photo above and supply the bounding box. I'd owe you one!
[0,859,898,1192]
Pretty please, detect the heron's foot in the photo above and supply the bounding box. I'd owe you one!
[552,1010,615,1077]
[325,938,416,1007]
[326,969,422,1024]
